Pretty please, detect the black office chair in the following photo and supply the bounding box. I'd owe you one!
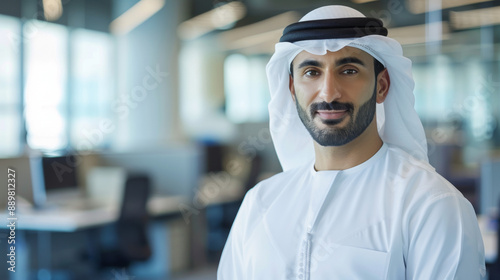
[97,174,152,268]
[205,153,263,261]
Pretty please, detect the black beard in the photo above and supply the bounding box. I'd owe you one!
[295,86,377,146]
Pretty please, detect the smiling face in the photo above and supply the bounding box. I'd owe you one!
[289,46,389,146]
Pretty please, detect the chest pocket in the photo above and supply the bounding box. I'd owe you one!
[310,244,389,280]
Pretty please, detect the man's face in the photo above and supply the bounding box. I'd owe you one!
[289,47,386,146]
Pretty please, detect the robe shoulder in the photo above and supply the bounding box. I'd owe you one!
[384,144,470,208]
[250,144,471,211]
[246,162,310,210]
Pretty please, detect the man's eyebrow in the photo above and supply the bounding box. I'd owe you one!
[297,59,323,69]
[335,57,365,67]
[296,57,366,70]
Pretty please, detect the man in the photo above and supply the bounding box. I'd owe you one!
[218,5,485,280]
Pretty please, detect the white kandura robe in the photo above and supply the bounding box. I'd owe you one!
[218,143,486,280]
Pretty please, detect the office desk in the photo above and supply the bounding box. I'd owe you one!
[5,201,496,254]
[0,195,188,280]
[0,195,187,232]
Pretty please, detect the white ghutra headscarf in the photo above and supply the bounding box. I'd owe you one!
[266,5,428,171]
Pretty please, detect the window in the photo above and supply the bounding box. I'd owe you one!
[24,20,68,151]
[0,15,22,157]
[224,54,270,123]
[70,29,114,150]
[20,20,115,152]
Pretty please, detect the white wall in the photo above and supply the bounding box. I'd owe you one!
[179,36,237,143]
[112,0,188,151]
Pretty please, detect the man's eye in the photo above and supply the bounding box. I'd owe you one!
[342,69,358,75]
[305,70,319,76]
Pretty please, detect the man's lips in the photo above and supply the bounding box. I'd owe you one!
[315,110,348,120]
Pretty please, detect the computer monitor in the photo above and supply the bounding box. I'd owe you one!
[42,155,79,191]
[204,143,225,173]
[0,156,45,209]
[40,154,82,204]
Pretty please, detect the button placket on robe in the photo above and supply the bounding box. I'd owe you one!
[297,170,339,280]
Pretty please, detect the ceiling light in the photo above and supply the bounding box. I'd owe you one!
[450,6,500,29]
[178,1,247,40]
[350,0,378,3]
[43,0,63,21]
[217,11,300,54]
[407,0,492,14]
[388,21,450,45]
[110,0,165,36]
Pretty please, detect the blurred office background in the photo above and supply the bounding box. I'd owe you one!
[0,0,500,279]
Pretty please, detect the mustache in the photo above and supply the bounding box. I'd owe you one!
[309,101,354,115]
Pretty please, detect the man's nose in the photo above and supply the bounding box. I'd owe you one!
[318,73,341,103]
